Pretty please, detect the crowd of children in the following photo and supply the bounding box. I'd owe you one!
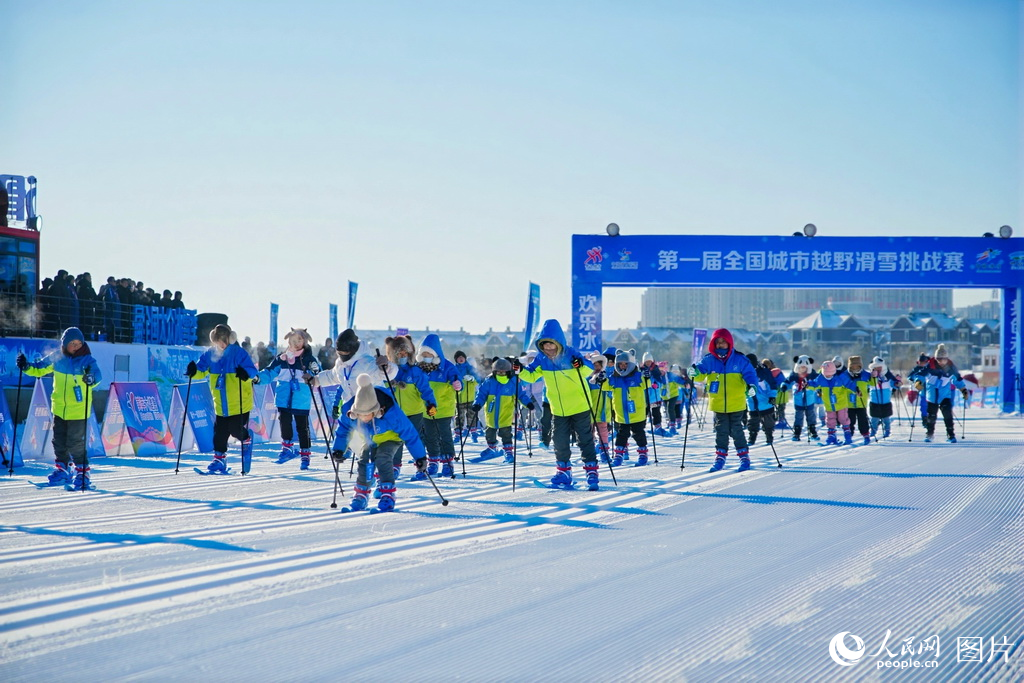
[23,321,973,506]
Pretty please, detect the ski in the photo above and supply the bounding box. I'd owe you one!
[535,479,578,491]
[194,467,234,476]
[64,483,97,491]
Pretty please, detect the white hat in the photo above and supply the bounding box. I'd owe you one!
[348,374,380,417]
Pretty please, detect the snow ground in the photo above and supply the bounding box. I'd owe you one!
[1,409,1022,682]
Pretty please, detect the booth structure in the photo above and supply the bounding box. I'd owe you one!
[571,234,1023,413]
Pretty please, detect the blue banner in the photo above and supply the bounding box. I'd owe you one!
[0,338,57,387]
[0,384,23,467]
[148,346,204,419]
[570,281,603,353]
[102,382,174,456]
[270,302,279,347]
[691,329,708,364]
[329,303,338,342]
[19,378,53,460]
[347,282,358,330]
[1,174,27,222]
[131,306,198,346]
[182,381,216,453]
[524,282,541,352]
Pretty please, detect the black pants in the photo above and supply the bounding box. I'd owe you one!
[485,425,514,446]
[421,416,455,459]
[714,411,749,454]
[650,404,662,427]
[213,413,250,453]
[540,401,553,446]
[278,408,311,449]
[848,406,869,436]
[53,416,88,467]
[614,421,647,448]
[356,440,400,486]
[925,399,955,438]
[747,408,775,444]
[553,410,597,464]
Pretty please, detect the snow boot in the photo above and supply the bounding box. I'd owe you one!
[377,483,396,512]
[207,453,228,474]
[440,459,455,478]
[550,462,573,488]
[584,463,599,491]
[275,442,297,463]
[843,428,853,446]
[634,447,649,467]
[709,450,727,472]
[613,446,626,468]
[72,465,92,489]
[299,449,311,470]
[825,429,838,446]
[47,461,72,486]
[348,484,370,511]
[502,444,515,464]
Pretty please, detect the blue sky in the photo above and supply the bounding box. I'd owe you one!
[4,0,1019,342]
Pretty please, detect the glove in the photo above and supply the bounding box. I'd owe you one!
[914,380,924,391]
[470,404,481,414]
[235,366,250,381]
[16,353,27,370]
[571,356,583,369]
[302,372,313,383]
[463,375,474,383]
[375,354,389,370]
[768,396,776,405]
[332,404,341,419]
[746,385,757,398]
[960,388,969,399]
[526,402,535,411]
[185,360,197,377]
[83,372,96,387]
[415,457,427,473]
[689,363,699,376]
[641,368,651,379]
[426,404,437,417]
[452,380,463,392]
[593,370,607,384]
[331,450,347,463]
[308,361,321,374]
[652,401,661,408]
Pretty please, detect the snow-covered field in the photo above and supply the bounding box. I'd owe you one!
[2,409,1022,682]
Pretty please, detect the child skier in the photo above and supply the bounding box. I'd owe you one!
[334,374,427,512]
[763,359,790,429]
[385,335,436,485]
[453,350,482,443]
[607,349,651,467]
[18,327,102,489]
[844,355,872,445]
[690,329,762,472]
[640,353,669,436]
[259,328,318,469]
[808,359,858,446]
[472,358,534,463]
[417,334,463,478]
[787,355,820,442]
[517,319,601,490]
[745,353,778,447]
[585,352,614,462]
[917,344,967,443]
[665,364,686,431]
[185,324,260,474]
[867,357,898,439]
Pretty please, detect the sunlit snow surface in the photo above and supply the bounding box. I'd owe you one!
[2,409,1022,682]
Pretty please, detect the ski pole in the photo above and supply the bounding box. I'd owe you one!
[512,372,520,491]
[81,369,92,492]
[679,400,692,469]
[959,391,967,440]
[421,460,449,506]
[328,448,345,507]
[524,407,533,457]
[309,382,332,461]
[457,382,467,477]
[238,374,249,476]
[767,438,782,468]
[575,364,617,486]
[174,375,193,474]
[8,367,24,477]
[643,375,659,465]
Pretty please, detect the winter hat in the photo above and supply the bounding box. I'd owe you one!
[385,335,415,363]
[832,355,844,368]
[847,355,862,371]
[792,355,814,374]
[820,359,836,378]
[588,351,606,365]
[602,346,618,362]
[348,374,380,417]
[61,327,85,349]
[454,350,467,362]
[492,358,512,375]
[870,356,888,375]
[934,344,948,359]
[614,350,636,376]
[209,324,233,346]
[670,363,681,373]
[761,358,775,370]
[641,351,654,365]
[284,327,312,347]
[336,329,360,356]
[745,353,759,367]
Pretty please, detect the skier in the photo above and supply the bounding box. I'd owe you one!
[517,319,601,490]
[745,353,778,447]
[472,358,534,463]
[185,324,260,474]
[453,350,482,443]
[916,344,967,443]
[807,359,858,446]
[665,364,689,431]
[906,353,932,429]
[385,335,436,486]
[689,329,762,472]
[607,349,650,467]
[640,352,668,436]
[586,352,613,463]
[867,357,899,439]
[333,374,427,512]
[259,328,319,469]
[18,327,102,489]
[788,355,820,442]
[417,334,463,478]
[763,359,790,429]
[844,355,872,445]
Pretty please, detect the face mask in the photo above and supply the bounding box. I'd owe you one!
[496,374,510,384]
[397,357,408,366]
[715,347,729,359]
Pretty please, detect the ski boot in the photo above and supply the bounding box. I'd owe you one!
[427,459,439,476]
[299,449,311,470]
[709,450,727,472]
[862,434,871,446]
[825,429,838,446]
[808,428,820,441]
[947,435,957,444]
[479,444,499,460]
[654,427,669,437]
[47,462,72,486]
[377,483,396,512]
[599,444,611,464]
[72,465,93,490]
[347,485,370,512]
[737,449,751,472]
[790,425,802,442]
[923,434,934,443]
[843,428,853,446]
[470,428,480,444]
[440,459,455,478]
[612,446,625,467]
[502,444,515,464]
[550,462,573,488]
[584,463,599,491]
[275,442,297,464]
[634,447,649,467]
[207,453,228,474]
